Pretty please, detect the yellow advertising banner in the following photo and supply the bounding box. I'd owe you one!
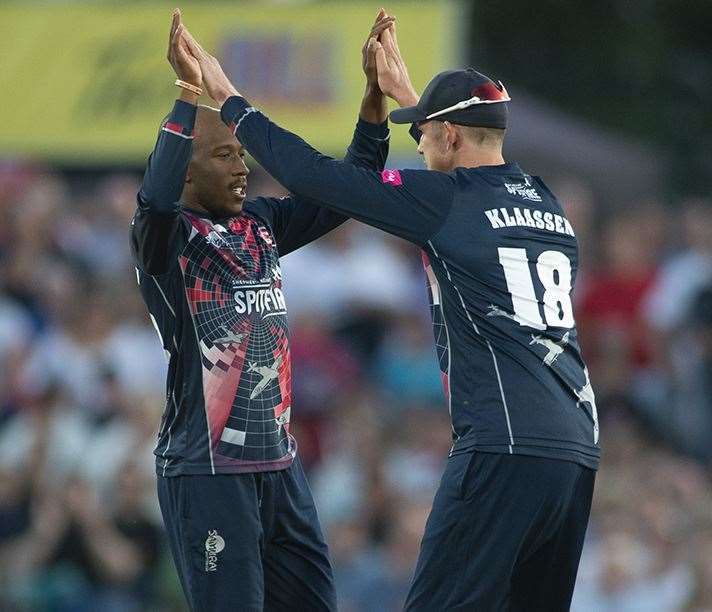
[0,2,459,163]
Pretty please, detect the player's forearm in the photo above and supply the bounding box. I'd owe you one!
[393,86,420,109]
[223,97,359,207]
[222,96,451,245]
[346,113,390,172]
[265,105,390,256]
[137,99,196,214]
[359,85,388,125]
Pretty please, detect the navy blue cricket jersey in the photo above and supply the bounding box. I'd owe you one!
[130,100,389,476]
[222,96,600,470]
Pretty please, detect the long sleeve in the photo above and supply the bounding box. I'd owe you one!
[222,97,456,247]
[243,117,391,257]
[130,100,195,275]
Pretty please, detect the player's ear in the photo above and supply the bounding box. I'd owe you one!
[443,121,458,151]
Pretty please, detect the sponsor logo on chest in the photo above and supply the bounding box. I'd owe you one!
[234,282,287,317]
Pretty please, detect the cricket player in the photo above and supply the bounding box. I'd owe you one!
[130,10,394,611]
[179,17,599,611]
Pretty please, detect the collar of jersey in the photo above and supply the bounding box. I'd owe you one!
[465,161,523,175]
[181,204,237,224]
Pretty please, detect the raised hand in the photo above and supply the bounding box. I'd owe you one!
[362,9,397,92]
[167,9,201,87]
[178,25,240,105]
[373,22,419,107]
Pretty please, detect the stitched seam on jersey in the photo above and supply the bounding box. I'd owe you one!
[427,241,515,452]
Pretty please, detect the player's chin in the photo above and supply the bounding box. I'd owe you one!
[225,195,246,215]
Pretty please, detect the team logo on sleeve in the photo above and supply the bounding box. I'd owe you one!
[381,169,403,186]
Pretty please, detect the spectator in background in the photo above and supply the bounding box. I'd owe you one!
[644,199,712,335]
[550,176,597,304]
[685,529,712,611]
[0,387,161,612]
[281,223,422,364]
[0,476,160,612]
[372,312,443,406]
[339,500,432,612]
[577,207,662,401]
[661,285,712,462]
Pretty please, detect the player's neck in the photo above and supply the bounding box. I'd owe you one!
[454,146,505,170]
[181,189,213,218]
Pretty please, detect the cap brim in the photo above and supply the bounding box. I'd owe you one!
[389,105,427,124]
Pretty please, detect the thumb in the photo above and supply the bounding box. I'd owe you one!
[367,36,377,60]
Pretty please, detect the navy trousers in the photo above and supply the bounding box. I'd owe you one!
[404,452,595,611]
[157,456,336,612]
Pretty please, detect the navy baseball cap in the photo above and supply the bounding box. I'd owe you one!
[390,68,510,129]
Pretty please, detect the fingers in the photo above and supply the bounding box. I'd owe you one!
[388,18,397,41]
[363,14,395,55]
[380,25,396,55]
[381,25,402,67]
[171,22,185,57]
[369,17,395,40]
[168,8,181,60]
[372,39,389,73]
[181,26,205,59]
[370,8,388,31]
[365,37,377,69]
[390,21,402,54]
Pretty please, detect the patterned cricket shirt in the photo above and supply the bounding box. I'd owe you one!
[223,96,601,470]
[131,100,389,475]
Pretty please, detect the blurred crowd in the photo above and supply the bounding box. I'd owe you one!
[0,160,711,611]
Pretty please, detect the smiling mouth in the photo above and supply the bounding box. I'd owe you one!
[230,183,246,199]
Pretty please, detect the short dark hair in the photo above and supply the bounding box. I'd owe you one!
[460,126,505,147]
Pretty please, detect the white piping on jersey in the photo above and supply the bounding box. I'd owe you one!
[161,126,194,140]
[234,107,258,132]
[427,241,515,453]
[487,345,514,453]
[151,277,176,317]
